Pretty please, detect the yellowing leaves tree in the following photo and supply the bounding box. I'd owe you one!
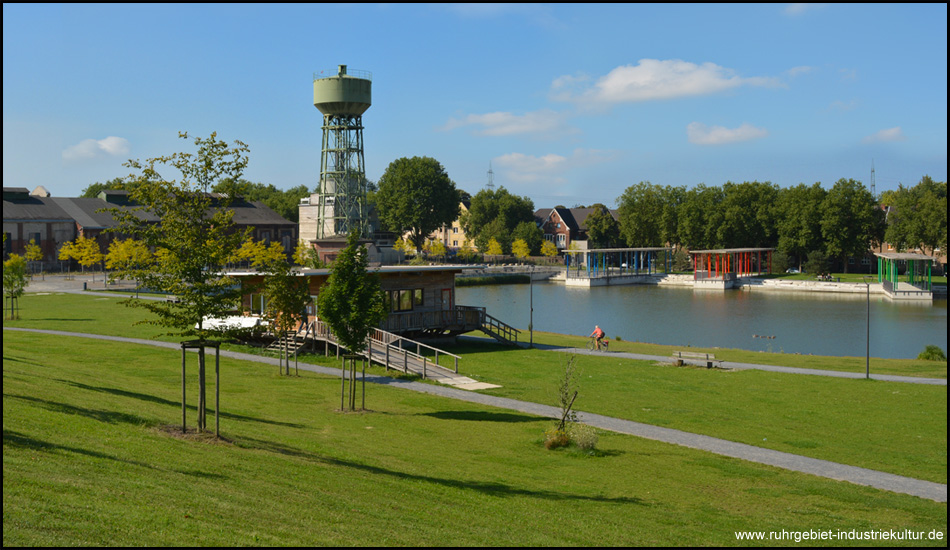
[511,238,531,260]
[106,131,252,434]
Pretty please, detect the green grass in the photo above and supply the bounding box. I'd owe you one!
[530,330,948,379]
[6,293,948,485]
[440,336,947,484]
[3,331,946,546]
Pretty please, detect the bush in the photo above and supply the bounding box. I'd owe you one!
[543,428,570,450]
[917,345,947,362]
[569,423,599,451]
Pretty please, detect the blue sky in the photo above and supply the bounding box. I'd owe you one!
[3,4,946,209]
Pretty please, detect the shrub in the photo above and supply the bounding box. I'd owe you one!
[543,428,570,450]
[569,423,599,451]
[917,345,947,362]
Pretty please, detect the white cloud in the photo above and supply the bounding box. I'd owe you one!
[553,59,782,106]
[786,66,813,77]
[493,148,616,184]
[441,110,574,137]
[687,122,769,145]
[62,136,130,162]
[862,127,906,144]
[784,4,827,17]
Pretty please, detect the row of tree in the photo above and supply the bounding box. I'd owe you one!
[610,177,946,271]
[83,177,310,223]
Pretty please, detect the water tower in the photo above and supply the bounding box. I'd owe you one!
[312,65,372,239]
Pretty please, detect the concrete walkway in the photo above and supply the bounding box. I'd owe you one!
[553,347,948,385]
[5,326,946,503]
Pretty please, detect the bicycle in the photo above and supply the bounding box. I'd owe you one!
[587,337,609,352]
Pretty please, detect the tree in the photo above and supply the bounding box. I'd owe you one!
[213,179,310,223]
[294,241,325,269]
[24,239,43,276]
[584,206,620,248]
[80,177,130,198]
[617,182,666,247]
[511,220,543,256]
[4,254,27,320]
[485,238,503,257]
[676,184,723,249]
[424,239,447,260]
[541,240,558,261]
[59,235,104,279]
[884,176,947,254]
[317,230,387,410]
[107,132,252,433]
[253,241,311,375]
[776,182,827,269]
[511,239,531,260]
[461,186,535,253]
[820,178,885,273]
[376,157,461,253]
[105,238,153,289]
[716,181,779,248]
[457,238,480,263]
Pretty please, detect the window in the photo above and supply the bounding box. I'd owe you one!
[249,294,267,315]
[388,288,423,312]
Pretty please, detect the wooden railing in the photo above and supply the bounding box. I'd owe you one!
[313,318,460,378]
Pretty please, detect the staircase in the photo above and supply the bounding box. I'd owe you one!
[266,323,314,356]
[311,319,463,382]
[479,312,520,346]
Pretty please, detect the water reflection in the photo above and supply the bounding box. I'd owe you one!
[456,282,947,359]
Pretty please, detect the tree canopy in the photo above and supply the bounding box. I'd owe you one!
[376,157,461,253]
[316,230,387,354]
[107,132,251,340]
[461,186,535,254]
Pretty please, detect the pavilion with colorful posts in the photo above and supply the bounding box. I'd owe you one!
[562,247,673,287]
[874,252,936,301]
[690,248,774,289]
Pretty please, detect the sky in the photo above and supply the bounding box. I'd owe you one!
[3,4,947,209]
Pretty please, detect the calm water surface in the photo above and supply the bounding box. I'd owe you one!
[456,283,948,360]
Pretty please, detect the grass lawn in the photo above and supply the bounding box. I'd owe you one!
[3,331,947,546]
[6,293,948,485]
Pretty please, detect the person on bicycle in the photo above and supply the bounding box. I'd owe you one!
[590,325,605,351]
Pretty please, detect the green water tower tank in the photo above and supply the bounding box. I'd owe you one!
[313,65,371,115]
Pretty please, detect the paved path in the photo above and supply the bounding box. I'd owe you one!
[5,326,946,503]
[548,346,948,385]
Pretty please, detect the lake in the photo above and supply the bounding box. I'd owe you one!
[456,282,948,360]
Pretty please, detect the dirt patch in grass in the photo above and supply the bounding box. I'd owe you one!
[153,424,234,445]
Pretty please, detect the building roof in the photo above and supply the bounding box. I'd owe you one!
[4,192,293,230]
[874,252,935,261]
[2,193,74,222]
[535,206,616,232]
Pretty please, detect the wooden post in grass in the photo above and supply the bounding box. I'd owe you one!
[557,391,578,432]
[181,339,221,435]
[341,354,363,411]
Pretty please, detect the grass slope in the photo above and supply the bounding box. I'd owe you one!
[3,331,946,546]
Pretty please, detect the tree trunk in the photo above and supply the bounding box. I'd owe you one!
[198,346,206,431]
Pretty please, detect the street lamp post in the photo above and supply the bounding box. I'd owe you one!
[529,272,534,348]
[863,276,871,379]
